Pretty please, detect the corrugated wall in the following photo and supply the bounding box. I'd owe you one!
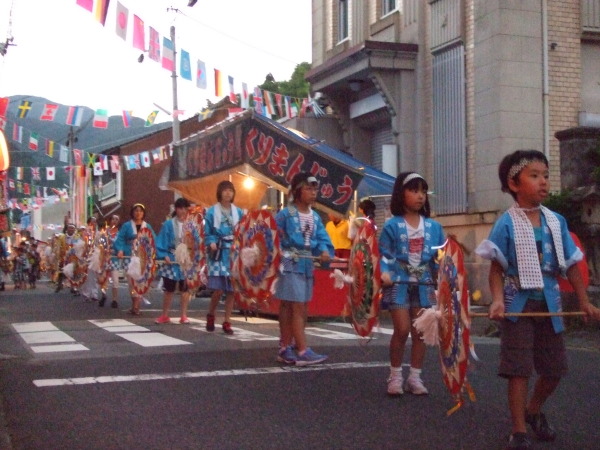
[432,44,467,215]
[582,0,600,31]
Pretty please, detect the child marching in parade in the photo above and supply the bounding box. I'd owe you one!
[275,172,333,366]
[379,172,445,396]
[204,181,244,335]
[155,197,193,324]
[476,150,600,449]
[114,203,156,316]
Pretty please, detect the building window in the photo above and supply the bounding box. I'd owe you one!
[382,0,397,16]
[338,0,349,42]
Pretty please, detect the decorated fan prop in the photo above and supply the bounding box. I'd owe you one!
[94,232,112,286]
[347,221,382,337]
[63,249,88,288]
[231,210,281,308]
[434,237,476,415]
[130,228,156,296]
[180,207,206,291]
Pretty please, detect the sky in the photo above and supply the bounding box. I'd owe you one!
[0,0,312,123]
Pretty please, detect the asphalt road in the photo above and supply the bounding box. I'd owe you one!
[1,283,599,450]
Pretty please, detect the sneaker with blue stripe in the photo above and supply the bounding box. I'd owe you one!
[295,348,327,366]
[276,346,297,365]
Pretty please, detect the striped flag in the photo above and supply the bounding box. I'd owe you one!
[66,106,84,126]
[214,69,223,96]
[12,123,22,143]
[264,91,274,116]
[94,0,110,26]
[100,154,109,170]
[122,110,132,128]
[93,109,109,128]
[15,167,23,180]
[228,76,236,102]
[161,37,175,71]
[45,139,55,157]
[29,132,39,151]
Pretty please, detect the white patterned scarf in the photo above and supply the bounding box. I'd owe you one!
[507,204,565,289]
[213,203,240,230]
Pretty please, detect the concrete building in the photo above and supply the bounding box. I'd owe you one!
[306,0,600,291]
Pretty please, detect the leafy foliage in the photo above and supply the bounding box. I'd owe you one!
[258,62,311,99]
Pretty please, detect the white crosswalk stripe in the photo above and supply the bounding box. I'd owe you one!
[12,321,89,353]
[89,319,192,347]
[11,318,392,353]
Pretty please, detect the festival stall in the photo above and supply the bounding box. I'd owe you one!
[168,110,395,317]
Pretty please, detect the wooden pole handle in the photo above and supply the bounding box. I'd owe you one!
[469,311,586,318]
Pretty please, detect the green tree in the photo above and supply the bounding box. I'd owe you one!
[258,62,311,98]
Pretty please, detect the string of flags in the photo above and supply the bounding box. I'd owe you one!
[72,0,324,121]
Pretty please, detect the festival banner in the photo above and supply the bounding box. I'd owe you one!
[93,109,109,128]
[180,49,192,80]
[40,103,58,121]
[115,1,129,41]
[196,60,207,89]
[169,112,363,214]
[132,15,145,50]
[162,37,175,71]
[94,0,110,26]
[148,27,160,62]
[18,101,31,119]
[145,110,158,127]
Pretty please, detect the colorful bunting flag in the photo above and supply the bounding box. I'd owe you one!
[145,110,158,127]
[31,167,41,181]
[93,109,109,128]
[93,162,103,176]
[18,100,32,119]
[76,0,93,12]
[100,154,109,170]
[40,103,58,121]
[128,154,141,170]
[264,90,274,116]
[133,15,145,50]
[115,1,129,41]
[253,87,263,114]
[46,167,55,181]
[66,106,83,126]
[228,76,236,102]
[8,179,14,190]
[59,145,69,163]
[94,0,110,26]
[0,97,9,118]
[12,123,22,143]
[172,110,185,118]
[0,117,4,130]
[196,60,207,89]
[73,149,83,165]
[140,151,151,168]
[214,69,223,96]
[241,83,249,109]
[275,93,284,116]
[162,37,175,71]
[110,155,120,173]
[180,49,192,80]
[16,181,22,193]
[29,132,39,151]
[23,183,30,195]
[122,110,132,128]
[151,148,162,163]
[45,139,55,157]
[86,152,96,168]
[148,27,160,62]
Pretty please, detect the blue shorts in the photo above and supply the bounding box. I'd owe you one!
[274,272,314,302]
[207,275,233,293]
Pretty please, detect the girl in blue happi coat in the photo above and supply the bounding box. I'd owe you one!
[204,181,244,335]
[379,172,445,396]
[114,203,156,315]
[275,172,334,366]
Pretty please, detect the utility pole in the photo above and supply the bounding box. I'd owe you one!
[170,24,180,143]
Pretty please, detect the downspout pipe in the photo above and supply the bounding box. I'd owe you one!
[542,0,550,158]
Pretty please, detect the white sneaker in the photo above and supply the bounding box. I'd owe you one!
[387,373,403,396]
[405,375,429,395]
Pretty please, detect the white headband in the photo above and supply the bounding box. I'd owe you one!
[507,158,534,181]
[402,173,425,186]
